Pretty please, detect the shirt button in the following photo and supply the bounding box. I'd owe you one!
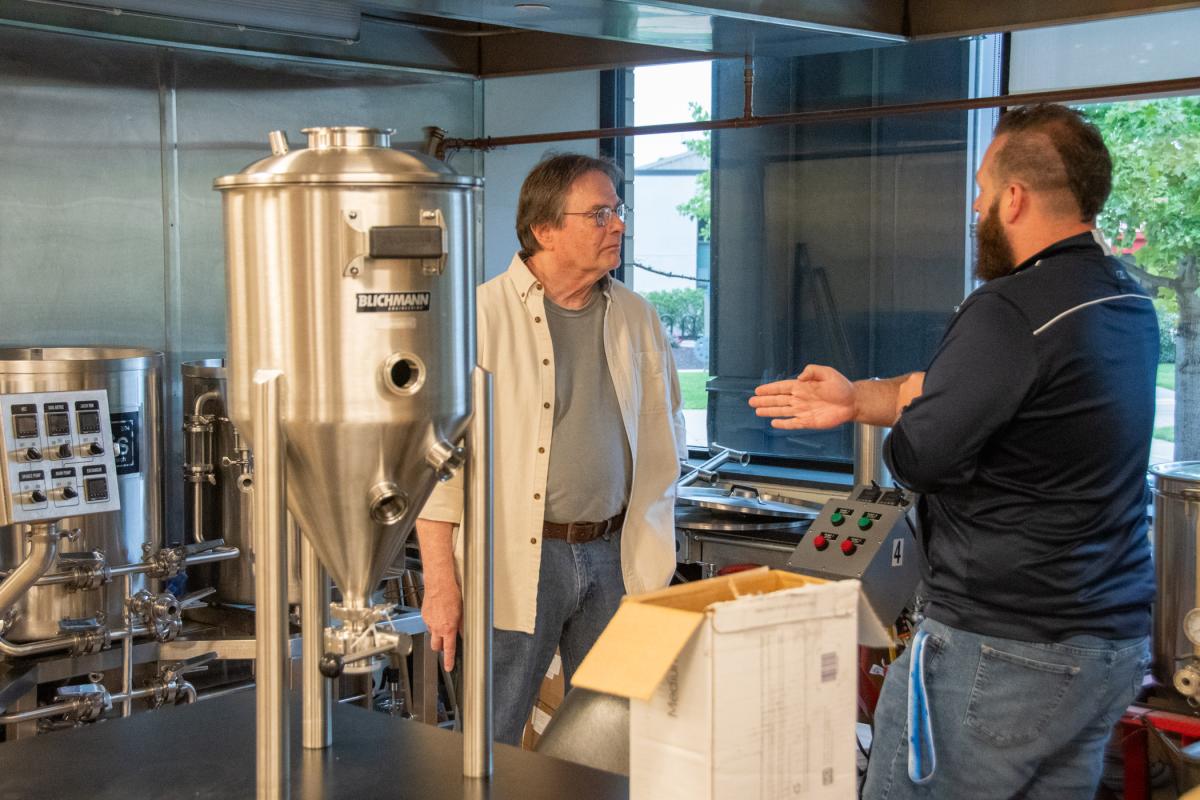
[534,316,541,323]
[538,447,545,454]
[534,493,541,500]
[543,402,551,409]
[536,283,542,290]
[530,537,538,545]
[542,358,549,366]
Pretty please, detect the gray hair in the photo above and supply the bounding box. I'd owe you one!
[516,153,624,255]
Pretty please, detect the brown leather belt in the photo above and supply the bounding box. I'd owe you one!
[542,509,626,545]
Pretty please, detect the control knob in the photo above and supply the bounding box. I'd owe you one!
[86,442,104,457]
[60,486,78,501]
[56,443,72,460]
[24,447,42,462]
[29,489,47,504]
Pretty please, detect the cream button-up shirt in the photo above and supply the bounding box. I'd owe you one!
[420,253,686,634]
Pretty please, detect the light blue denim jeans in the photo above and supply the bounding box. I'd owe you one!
[863,617,1149,800]
[492,531,625,746]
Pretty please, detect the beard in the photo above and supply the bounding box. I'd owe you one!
[974,198,1017,282]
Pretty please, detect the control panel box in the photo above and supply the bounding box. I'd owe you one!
[786,484,921,630]
[0,390,121,526]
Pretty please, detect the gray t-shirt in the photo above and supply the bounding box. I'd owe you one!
[543,289,633,525]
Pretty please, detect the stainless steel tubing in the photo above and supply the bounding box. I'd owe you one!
[0,521,60,623]
[122,573,133,717]
[20,545,238,586]
[300,532,330,750]
[0,622,149,658]
[677,445,750,488]
[854,423,891,487]
[253,369,290,800]
[191,390,222,544]
[463,367,494,778]
[0,698,86,725]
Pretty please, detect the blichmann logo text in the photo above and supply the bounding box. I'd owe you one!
[356,292,431,313]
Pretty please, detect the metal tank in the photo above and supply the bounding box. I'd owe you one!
[0,347,163,641]
[213,126,478,617]
[1150,461,1200,692]
[182,359,299,604]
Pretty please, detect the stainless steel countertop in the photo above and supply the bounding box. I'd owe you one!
[0,691,628,799]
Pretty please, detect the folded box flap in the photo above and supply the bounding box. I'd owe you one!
[571,602,705,701]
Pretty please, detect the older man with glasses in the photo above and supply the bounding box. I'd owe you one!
[415,153,686,745]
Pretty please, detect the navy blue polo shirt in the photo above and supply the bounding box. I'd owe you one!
[885,232,1158,642]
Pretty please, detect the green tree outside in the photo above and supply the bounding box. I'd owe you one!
[676,102,712,242]
[1084,99,1200,459]
[645,287,706,339]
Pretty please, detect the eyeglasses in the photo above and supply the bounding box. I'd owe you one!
[562,203,630,228]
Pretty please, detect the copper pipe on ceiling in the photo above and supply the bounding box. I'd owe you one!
[438,74,1200,158]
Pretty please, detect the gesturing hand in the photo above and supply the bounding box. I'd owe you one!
[748,364,856,430]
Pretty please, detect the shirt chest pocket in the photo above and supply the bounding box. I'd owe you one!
[637,350,670,414]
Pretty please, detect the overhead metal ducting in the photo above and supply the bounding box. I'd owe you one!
[24,0,361,40]
[1,0,1198,76]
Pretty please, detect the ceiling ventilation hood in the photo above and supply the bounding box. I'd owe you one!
[2,0,1197,76]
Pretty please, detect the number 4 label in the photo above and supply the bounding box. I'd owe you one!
[891,538,904,567]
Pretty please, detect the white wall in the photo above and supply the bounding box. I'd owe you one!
[1009,7,1200,92]
[479,71,599,280]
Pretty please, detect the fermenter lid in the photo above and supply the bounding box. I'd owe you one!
[1150,461,1200,482]
[213,126,482,189]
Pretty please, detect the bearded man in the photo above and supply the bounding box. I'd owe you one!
[750,104,1157,799]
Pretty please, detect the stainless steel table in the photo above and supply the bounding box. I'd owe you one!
[0,691,629,799]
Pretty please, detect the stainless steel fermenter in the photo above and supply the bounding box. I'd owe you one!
[213,127,479,616]
[0,347,163,641]
[1150,461,1200,695]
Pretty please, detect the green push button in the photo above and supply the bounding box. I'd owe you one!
[857,516,873,531]
[830,511,845,526]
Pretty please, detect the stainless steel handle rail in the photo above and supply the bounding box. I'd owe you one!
[463,366,494,778]
[253,370,290,800]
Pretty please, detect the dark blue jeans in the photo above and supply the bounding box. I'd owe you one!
[492,531,625,746]
[863,617,1149,799]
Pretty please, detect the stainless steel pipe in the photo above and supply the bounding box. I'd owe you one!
[20,546,239,586]
[300,532,330,750]
[0,521,61,624]
[253,370,290,800]
[463,367,494,778]
[0,622,149,658]
[853,423,891,487]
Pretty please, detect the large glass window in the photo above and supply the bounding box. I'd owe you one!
[1008,8,1200,465]
[631,40,984,468]
[630,62,713,449]
[1081,97,1200,465]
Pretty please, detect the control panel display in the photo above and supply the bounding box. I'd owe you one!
[13,414,38,439]
[0,390,121,526]
[84,476,109,502]
[77,410,101,435]
[45,411,70,438]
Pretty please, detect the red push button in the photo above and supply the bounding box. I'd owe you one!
[841,539,857,556]
[813,534,829,551]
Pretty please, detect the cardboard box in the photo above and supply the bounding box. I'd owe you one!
[572,569,860,800]
[521,652,565,750]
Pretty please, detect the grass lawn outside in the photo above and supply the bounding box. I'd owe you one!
[1158,363,1175,390]
[679,370,709,410]
[1155,425,1175,442]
